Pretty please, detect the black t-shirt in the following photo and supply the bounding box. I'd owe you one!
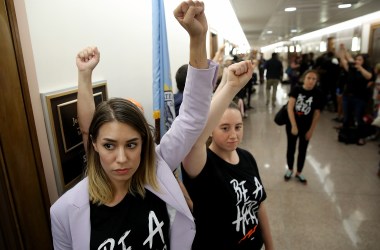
[344,63,372,100]
[182,148,267,250]
[289,85,323,130]
[90,190,170,250]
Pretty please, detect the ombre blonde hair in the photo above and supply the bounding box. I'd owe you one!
[86,98,157,205]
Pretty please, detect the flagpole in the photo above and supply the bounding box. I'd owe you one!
[152,0,175,144]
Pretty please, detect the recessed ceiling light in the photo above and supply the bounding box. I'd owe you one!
[291,29,297,33]
[338,4,352,9]
[267,30,273,34]
[285,7,296,12]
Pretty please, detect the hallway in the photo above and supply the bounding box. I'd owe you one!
[241,83,380,250]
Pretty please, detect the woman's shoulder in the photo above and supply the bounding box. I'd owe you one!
[236,148,256,162]
[236,147,250,155]
[51,178,89,211]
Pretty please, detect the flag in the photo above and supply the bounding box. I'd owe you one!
[152,0,176,143]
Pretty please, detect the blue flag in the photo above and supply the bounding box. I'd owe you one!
[152,0,175,141]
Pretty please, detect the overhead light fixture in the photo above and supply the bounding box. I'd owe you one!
[206,0,250,50]
[291,10,380,41]
[285,7,296,12]
[291,29,297,33]
[351,37,361,51]
[338,4,352,8]
[267,30,273,34]
[320,41,327,52]
[261,41,285,52]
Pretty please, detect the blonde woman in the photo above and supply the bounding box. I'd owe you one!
[50,1,220,249]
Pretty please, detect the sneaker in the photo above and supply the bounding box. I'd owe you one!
[284,170,293,181]
[295,174,307,184]
[357,138,366,146]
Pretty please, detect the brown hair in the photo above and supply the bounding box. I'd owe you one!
[299,69,319,83]
[206,101,241,147]
[86,98,157,205]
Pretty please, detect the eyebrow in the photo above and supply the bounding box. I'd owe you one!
[220,123,243,126]
[102,137,140,143]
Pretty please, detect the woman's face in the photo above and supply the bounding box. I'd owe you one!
[92,121,142,187]
[303,72,318,90]
[355,55,364,66]
[211,108,243,152]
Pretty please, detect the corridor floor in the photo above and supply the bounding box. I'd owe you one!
[241,83,380,250]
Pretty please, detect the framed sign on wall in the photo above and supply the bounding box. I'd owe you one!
[369,23,380,68]
[41,81,107,195]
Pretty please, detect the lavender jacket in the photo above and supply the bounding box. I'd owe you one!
[50,61,218,250]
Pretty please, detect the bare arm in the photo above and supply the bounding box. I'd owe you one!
[157,1,217,170]
[183,60,254,178]
[306,109,320,140]
[356,64,373,80]
[287,97,298,135]
[174,1,208,69]
[212,44,225,64]
[258,202,274,250]
[338,44,352,72]
[213,67,228,96]
[76,46,100,152]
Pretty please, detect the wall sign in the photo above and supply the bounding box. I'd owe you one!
[41,81,107,195]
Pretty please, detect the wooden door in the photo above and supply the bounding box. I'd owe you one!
[0,0,52,249]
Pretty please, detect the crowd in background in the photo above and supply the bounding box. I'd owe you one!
[222,40,379,144]
[214,39,380,176]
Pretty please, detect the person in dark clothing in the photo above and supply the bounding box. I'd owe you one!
[299,53,312,77]
[287,55,301,90]
[182,61,274,250]
[284,70,322,184]
[259,52,266,84]
[246,72,257,109]
[314,51,340,111]
[308,52,315,69]
[174,64,188,116]
[338,44,373,145]
[264,52,283,107]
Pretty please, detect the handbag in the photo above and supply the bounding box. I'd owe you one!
[372,108,380,128]
[274,103,289,126]
[372,116,380,127]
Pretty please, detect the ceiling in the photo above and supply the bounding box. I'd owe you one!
[230,0,380,49]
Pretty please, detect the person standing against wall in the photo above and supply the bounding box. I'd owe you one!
[338,44,373,145]
[50,1,219,249]
[264,52,283,107]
